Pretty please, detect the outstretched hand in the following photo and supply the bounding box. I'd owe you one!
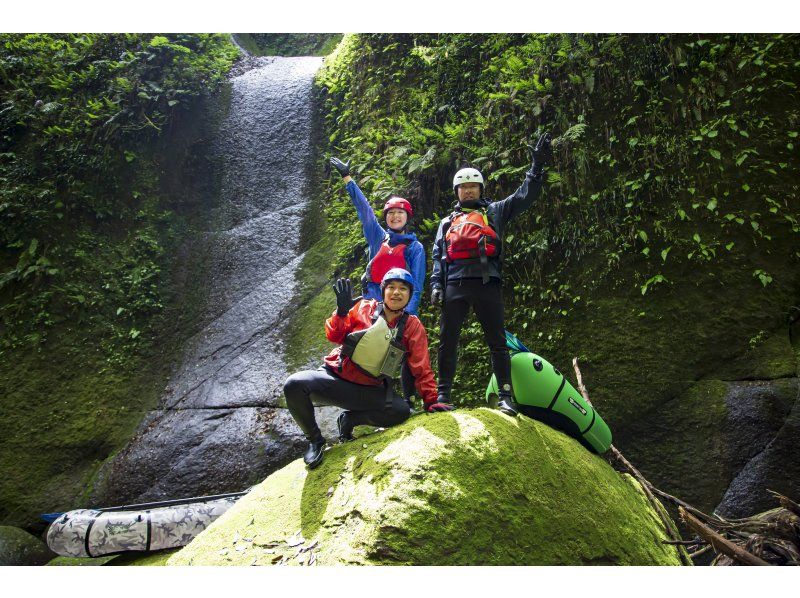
[333,278,356,316]
[527,132,553,175]
[330,157,351,179]
[425,401,455,413]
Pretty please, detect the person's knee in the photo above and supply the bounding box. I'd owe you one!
[283,372,307,404]
[392,400,412,424]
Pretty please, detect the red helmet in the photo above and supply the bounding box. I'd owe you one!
[383,196,413,218]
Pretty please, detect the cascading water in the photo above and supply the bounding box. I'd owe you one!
[92,55,323,505]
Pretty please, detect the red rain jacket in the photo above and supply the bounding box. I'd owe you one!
[323,299,438,406]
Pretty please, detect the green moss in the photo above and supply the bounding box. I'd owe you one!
[110,549,178,566]
[167,409,685,566]
[46,555,118,566]
[714,329,797,380]
[234,34,343,57]
[45,549,177,566]
[0,337,163,525]
[619,380,731,509]
[283,229,338,371]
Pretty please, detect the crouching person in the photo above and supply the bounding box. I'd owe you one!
[284,268,452,469]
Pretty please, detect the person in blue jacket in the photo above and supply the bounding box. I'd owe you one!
[330,156,426,404]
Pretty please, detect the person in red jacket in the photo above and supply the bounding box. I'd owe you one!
[283,268,452,469]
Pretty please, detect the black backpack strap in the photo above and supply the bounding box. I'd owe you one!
[394,311,410,345]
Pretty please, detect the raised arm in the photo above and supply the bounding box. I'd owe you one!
[492,133,552,226]
[330,157,385,254]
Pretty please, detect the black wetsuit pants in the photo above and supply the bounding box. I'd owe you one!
[400,361,416,402]
[437,278,512,401]
[284,367,411,442]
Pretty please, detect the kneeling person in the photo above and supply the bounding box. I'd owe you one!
[284,268,451,469]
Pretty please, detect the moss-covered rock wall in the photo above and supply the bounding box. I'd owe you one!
[0,34,238,528]
[287,33,800,514]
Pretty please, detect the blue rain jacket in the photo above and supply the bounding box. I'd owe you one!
[346,180,425,315]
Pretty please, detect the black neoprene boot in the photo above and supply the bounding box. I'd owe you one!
[337,411,355,442]
[497,394,518,417]
[304,438,326,468]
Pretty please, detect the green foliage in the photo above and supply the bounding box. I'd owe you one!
[0,35,238,526]
[312,33,800,405]
[234,34,342,57]
[0,34,238,356]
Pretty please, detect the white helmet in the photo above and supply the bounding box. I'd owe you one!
[452,167,484,191]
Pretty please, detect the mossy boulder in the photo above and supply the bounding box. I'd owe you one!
[167,409,685,566]
[0,526,55,566]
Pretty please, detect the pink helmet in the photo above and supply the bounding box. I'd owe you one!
[383,196,413,218]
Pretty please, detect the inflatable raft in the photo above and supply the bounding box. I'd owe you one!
[486,332,612,453]
[45,490,247,558]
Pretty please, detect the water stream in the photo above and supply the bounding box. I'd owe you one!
[92,56,323,505]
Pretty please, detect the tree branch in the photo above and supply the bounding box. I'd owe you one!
[680,507,770,566]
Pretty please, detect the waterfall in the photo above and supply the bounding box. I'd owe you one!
[92,56,323,504]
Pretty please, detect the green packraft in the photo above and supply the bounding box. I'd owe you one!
[486,332,612,453]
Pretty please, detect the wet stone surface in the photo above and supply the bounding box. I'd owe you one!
[93,57,325,505]
[715,377,800,517]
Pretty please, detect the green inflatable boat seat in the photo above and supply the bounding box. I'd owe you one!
[486,332,612,454]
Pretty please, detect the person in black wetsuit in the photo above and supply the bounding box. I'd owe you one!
[284,268,449,469]
[430,133,552,415]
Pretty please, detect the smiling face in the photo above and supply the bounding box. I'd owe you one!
[385,208,408,231]
[383,280,411,311]
[457,182,481,202]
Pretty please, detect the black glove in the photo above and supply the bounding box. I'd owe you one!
[431,286,443,307]
[330,157,351,179]
[333,278,356,316]
[527,132,553,177]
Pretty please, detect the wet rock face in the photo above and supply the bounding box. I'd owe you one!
[715,381,800,517]
[92,57,325,506]
[623,362,799,517]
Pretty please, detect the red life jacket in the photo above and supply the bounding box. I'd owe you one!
[445,209,499,262]
[366,236,409,283]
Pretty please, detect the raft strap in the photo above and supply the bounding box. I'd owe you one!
[145,510,152,552]
[84,516,97,558]
[580,408,597,436]
[547,377,567,410]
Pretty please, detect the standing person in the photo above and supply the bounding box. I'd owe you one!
[430,133,553,416]
[329,157,426,405]
[283,268,452,469]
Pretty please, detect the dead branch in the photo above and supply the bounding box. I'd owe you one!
[771,490,800,518]
[680,507,770,566]
[646,485,719,524]
[570,357,800,566]
[571,357,592,405]
[688,545,713,559]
